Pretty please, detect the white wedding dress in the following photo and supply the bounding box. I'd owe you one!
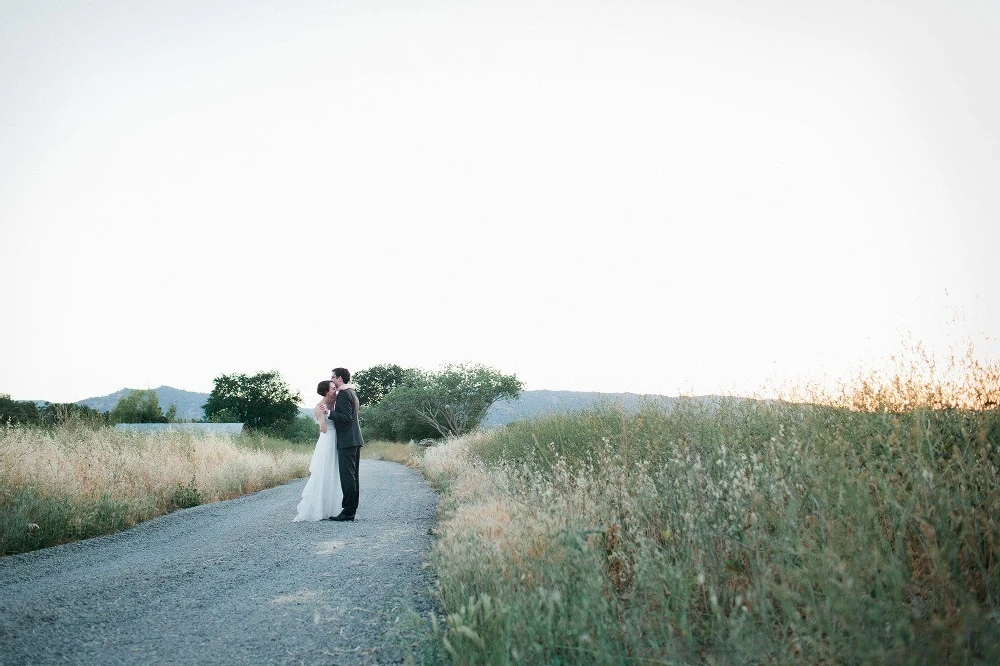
[293,422,342,522]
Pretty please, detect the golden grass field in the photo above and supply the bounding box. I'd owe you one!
[0,425,313,555]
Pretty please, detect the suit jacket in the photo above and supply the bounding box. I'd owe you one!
[329,388,364,450]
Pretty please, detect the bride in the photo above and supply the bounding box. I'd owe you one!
[293,380,343,521]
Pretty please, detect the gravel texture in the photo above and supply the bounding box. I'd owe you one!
[0,460,441,665]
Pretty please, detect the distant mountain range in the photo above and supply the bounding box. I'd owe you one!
[75,386,210,421]
[481,390,682,427]
[66,386,695,427]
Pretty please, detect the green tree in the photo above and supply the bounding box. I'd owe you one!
[202,371,300,432]
[110,389,168,424]
[0,394,41,426]
[361,369,440,441]
[275,414,322,444]
[363,364,522,440]
[353,364,408,406]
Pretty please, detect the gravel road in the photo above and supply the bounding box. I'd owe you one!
[0,460,441,665]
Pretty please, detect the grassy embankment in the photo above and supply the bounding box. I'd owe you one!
[0,426,311,555]
[417,344,999,664]
[0,420,411,556]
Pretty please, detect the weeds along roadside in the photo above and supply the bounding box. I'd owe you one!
[1,421,425,558]
[0,423,312,556]
[418,362,999,663]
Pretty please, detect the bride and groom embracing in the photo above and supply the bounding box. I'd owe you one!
[293,367,364,523]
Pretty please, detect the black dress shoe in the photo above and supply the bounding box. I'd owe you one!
[329,513,355,522]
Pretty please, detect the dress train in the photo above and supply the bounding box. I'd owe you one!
[293,427,342,522]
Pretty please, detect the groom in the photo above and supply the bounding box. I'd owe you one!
[324,367,363,522]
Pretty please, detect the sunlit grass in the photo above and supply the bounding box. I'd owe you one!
[0,423,310,555]
[418,341,1000,664]
[362,440,424,467]
[786,336,1000,413]
[0,423,430,557]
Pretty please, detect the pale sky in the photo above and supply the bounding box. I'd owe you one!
[2,0,998,406]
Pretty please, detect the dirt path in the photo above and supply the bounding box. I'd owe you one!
[0,460,440,665]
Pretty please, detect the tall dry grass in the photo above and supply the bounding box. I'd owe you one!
[418,342,1000,664]
[362,440,424,467]
[1,423,310,555]
[788,337,1000,413]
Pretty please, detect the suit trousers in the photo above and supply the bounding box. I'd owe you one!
[337,446,361,514]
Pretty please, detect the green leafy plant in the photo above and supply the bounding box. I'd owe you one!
[171,478,201,510]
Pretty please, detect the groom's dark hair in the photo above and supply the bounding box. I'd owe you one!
[333,367,351,383]
[317,380,333,396]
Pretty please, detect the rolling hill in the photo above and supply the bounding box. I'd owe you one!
[76,386,210,421]
[71,386,690,427]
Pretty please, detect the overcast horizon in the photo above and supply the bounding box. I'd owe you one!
[3,1,997,406]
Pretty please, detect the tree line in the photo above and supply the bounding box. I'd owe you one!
[1,390,177,428]
[0,395,107,427]
[201,363,522,442]
[2,363,521,443]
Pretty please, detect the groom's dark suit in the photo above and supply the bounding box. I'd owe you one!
[329,387,363,516]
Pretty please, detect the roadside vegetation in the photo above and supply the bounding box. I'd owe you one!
[0,363,492,558]
[417,342,999,664]
[0,421,312,556]
[0,422,427,558]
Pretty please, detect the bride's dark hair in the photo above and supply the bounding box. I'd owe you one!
[317,380,333,396]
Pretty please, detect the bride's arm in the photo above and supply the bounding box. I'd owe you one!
[314,403,328,434]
